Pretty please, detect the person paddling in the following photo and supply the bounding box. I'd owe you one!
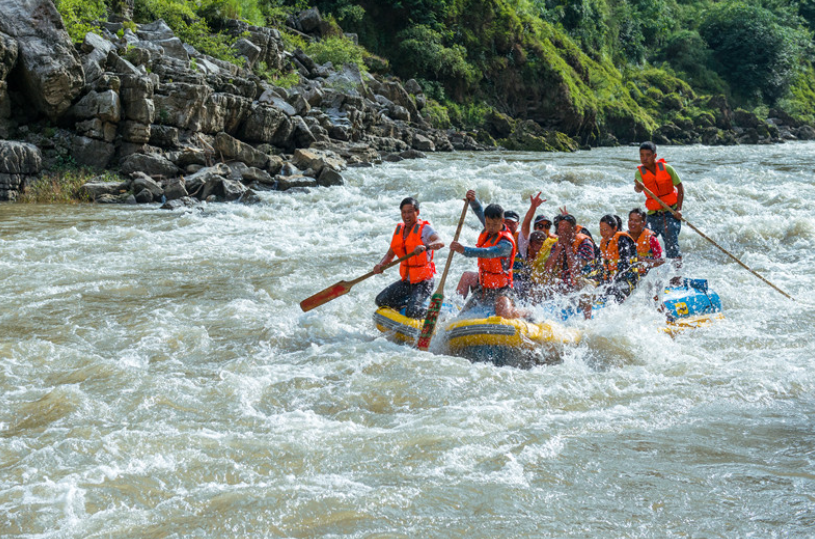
[450,203,525,320]
[635,141,684,266]
[374,197,444,318]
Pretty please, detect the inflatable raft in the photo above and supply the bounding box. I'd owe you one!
[373,278,723,366]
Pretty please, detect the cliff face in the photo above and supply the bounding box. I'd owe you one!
[0,4,467,202]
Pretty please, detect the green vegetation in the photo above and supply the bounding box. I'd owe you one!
[52,0,815,139]
[17,169,121,204]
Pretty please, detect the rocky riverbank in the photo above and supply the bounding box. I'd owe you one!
[0,1,811,204]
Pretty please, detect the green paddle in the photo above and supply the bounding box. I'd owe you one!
[417,199,470,351]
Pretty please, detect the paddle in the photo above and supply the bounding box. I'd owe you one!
[417,199,470,351]
[300,251,418,312]
[636,179,796,302]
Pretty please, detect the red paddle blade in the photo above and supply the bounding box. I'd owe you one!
[416,293,444,350]
[300,281,351,312]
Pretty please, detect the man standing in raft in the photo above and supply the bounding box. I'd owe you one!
[635,141,684,266]
[373,197,445,319]
[450,203,525,320]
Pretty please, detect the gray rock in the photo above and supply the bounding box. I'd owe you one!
[120,121,151,143]
[71,136,115,168]
[242,166,274,185]
[131,172,164,198]
[149,124,179,147]
[795,125,815,140]
[317,167,344,187]
[184,163,230,199]
[71,90,122,123]
[298,8,323,33]
[81,32,115,56]
[160,177,187,200]
[233,38,261,67]
[275,174,317,190]
[152,82,214,131]
[79,178,129,199]
[168,147,209,168]
[0,30,18,81]
[161,198,186,210]
[0,141,41,174]
[75,118,117,142]
[120,153,180,178]
[137,20,175,42]
[404,79,422,95]
[292,148,346,175]
[388,104,410,122]
[0,0,83,120]
[134,188,153,203]
[412,133,435,152]
[400,149,427,159]
[214,132,269,169]
[383,154,404,162]
[218,179,248,201]
[238,103,292,145]
[239,188,262,204]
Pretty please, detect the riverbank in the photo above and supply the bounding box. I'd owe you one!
[0,2,812,204]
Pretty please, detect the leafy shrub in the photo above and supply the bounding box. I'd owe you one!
[54,0,108,43]
[134,0,241,64]
[305,35,366,70]
[395,25,480,86]
[700,2,808,103]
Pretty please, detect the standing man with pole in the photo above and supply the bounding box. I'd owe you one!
[374,197,445,319]
[635,141,684,267]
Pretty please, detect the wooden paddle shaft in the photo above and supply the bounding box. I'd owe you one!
[434,200,471,293]
[636,179,795,301]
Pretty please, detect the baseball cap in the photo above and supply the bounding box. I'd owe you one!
[503,210,520,222]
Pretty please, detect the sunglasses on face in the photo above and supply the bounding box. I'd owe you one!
[534,223,550,230]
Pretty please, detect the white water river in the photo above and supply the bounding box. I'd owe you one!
[1,143,814,537]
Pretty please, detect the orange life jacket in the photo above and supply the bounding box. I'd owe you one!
[477,227,517,289]
[600,231,635,277]
[638,158,678,211]
[390,219,435,284]
[632,228,657,275]
[634,228,656,259]
[571,233,594,257]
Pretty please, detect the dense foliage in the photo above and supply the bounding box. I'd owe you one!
[54,0,815,132]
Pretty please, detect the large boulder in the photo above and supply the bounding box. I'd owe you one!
[214,132,269,169]
[0,31,18,81]
[71,136,115,168]
[120,153,180,179]
[292,148,346,175]
[0,140,41,174]
[0,0,84,120]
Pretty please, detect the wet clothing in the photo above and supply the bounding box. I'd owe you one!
[647,211,681,259]
[597,233,639,302]
[631,228,663,275]
[390,219,436,284]
[474,228,517,289]
[375,278,434,319]
[549,235,597,291]
[635,160,683,258]
[636,159,681,213]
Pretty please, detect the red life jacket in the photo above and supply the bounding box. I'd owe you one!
[477,227,517,289]
[600,230,635,277]
[638,158,678,211]
[390,219,435,284]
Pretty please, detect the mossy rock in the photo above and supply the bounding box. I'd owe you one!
[498,129,577,152]
[473,130,498,147]
[663,94,684,111]
[693,112,715,128]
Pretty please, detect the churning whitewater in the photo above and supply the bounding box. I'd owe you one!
[1,143,814,537]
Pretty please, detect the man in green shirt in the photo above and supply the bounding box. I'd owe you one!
[634,141,684,264]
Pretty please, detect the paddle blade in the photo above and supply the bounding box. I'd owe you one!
[416,293,444,351]
[300,281,351,312]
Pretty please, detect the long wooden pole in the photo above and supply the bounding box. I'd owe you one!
[637,179,795,302]
[417,199,470,351]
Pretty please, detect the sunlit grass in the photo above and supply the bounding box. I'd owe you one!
[17,169,123,204]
